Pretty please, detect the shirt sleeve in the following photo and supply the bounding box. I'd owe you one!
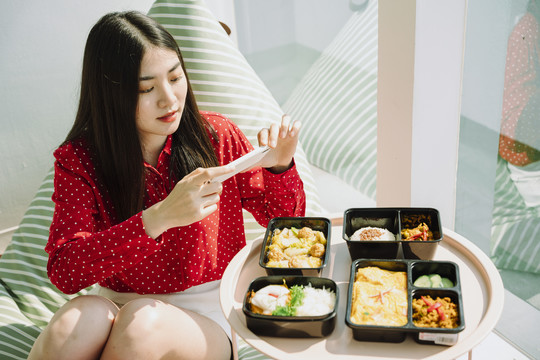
[46,148,160,294]
[218,119,306,226]
[241,163,307,225]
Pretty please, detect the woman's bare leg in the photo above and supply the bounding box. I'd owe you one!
[100,298,231,360]
[28,295,119,360]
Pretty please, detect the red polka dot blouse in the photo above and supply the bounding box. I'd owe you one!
[499,11,540,166]
[46,112,306,294]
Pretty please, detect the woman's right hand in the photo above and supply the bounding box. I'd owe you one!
[142,165,234,239]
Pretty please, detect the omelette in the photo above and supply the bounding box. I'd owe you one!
[350,266,408,326]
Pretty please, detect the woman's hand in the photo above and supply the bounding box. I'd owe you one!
[257,114,301,173]
[142,165,234,239]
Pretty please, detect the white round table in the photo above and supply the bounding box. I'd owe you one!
[220,226,504,360]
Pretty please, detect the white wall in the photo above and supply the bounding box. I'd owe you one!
[411,0,467,229]
[293,0,353,52]
[234,0,295,55]
[204,0,239,45]
[234,0,352,56]
[0,0,154,233]
[377,0,467,230]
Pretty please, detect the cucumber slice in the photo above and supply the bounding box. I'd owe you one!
[441,277,454,288]
[429,274,443,288]
[413,275,431,287]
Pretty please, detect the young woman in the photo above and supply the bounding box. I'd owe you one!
[28,11,305,360]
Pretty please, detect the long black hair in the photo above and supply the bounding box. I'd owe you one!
[66,11,219,222]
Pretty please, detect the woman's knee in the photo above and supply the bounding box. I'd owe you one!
[103,299,231,360]
[28,295,118,360]
[109,299,186,342]
[51,295,117,333]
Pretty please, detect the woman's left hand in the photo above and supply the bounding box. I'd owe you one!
[257,114,302,173]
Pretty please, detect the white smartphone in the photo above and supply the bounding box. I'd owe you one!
[212,146,272,183]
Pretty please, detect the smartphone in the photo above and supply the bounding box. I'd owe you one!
[212,146,271,183]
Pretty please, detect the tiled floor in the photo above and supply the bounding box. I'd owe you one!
[457,332,530,360]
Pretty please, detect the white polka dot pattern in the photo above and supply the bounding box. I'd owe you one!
[46,112,306,294]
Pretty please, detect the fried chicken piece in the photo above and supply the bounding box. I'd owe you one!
[309,243,325,258]
[289,255,310,268]
[284,247,308,259]
[307,257,322,267]
[267,246,285,262]
[297,227,315,239]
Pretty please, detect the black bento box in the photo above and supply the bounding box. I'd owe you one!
[259,217,331,276]
[345,259,465,345]
[242,275,338,338]
[342,208,443,260]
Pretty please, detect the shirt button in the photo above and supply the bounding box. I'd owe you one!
[141,247,148,253]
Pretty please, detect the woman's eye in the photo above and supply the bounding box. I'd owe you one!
[171,76,183,83]
[139,87,154,94]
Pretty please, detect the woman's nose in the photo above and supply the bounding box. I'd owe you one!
[158,83,176,108]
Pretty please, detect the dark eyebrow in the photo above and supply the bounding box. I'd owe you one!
[139,61,182,81]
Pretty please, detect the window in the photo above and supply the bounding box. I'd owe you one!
[456,1,540,357]
[235,0,378,212]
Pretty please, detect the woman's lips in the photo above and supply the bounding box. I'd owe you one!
[158,111,178,123]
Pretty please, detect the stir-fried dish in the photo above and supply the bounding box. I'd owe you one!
[412,295,459,328]
[265,227,327,268]
[401,222,434,241]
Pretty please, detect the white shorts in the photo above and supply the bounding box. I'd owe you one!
[90,280,230,336]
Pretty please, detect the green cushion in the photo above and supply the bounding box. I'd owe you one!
[282,1,378,200]
[0,281,41,359]
[0,170,94,319]
[0,170,92,358]
[491,157,540,273]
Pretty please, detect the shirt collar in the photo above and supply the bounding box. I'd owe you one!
[162,135,172,156]
[143,135,172,170]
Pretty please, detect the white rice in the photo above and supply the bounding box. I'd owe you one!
[350,226,396,241]
[295,284,336,316]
